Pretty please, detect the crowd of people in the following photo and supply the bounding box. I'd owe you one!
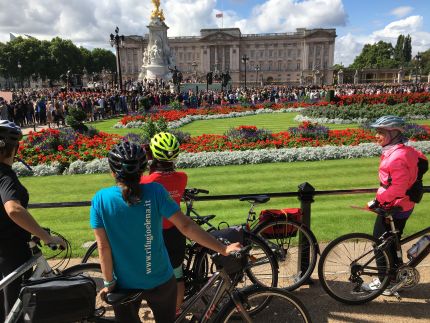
[0,81,429,130]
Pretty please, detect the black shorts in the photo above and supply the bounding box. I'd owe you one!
[163,226,186,268]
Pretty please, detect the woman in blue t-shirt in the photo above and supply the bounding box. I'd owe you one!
[90,142,240,323]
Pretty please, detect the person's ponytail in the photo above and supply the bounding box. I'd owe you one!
[116,175,142,205]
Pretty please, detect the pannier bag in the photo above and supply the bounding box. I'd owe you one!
[20,274,96,323]
[258,208,303,239]
[210,226,246,275]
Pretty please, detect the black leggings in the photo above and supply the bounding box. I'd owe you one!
[113,275,177,323]
[0,246,31,322]
[373,216,407,280]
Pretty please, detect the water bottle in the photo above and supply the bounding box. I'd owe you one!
[407,235,430,260]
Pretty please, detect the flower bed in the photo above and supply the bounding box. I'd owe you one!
[12,141,430,176]
[299,102,430,123]
[17,128,121,167]
[116,93,430,129]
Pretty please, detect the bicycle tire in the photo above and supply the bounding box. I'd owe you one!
[318,232,392,305]
[215,286,312,323]
[82,241,98,263]
[253,219,318,291]
[242,231,279,289]
[62,263,114,320]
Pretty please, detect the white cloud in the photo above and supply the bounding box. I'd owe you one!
[391,6,413,18]
[0,0,347,45]
[334,15,430,66]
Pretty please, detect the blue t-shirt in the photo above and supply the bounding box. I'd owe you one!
[90,182,180,289]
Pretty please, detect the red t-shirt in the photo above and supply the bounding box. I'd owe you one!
[140,171,188,229]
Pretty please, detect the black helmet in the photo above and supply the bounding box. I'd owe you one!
[108,141,147,177]
[0,120,23,147]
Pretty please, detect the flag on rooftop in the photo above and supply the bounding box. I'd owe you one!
[216,12,223,18]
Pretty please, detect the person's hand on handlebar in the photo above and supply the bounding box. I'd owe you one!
[43,235,67,250]
[222,242,242,257]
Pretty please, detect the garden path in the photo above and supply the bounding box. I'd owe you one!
[59,239,430,323]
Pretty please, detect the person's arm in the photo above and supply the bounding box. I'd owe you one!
[4,200,65,247]
[93,228,114,282]
[168,211,241,256]
[93,228,116,297]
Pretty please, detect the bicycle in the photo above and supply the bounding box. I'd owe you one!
[183,188,319,291]
[0,229,110,322]
[182,188,279,292]
[318,206,430,304]
[103,245,312,322]
[82,189,279,293]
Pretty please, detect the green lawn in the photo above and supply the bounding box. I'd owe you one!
[178,113,359,136]
[23,158,430,257]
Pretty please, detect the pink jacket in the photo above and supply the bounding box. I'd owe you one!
[377,144,426,211]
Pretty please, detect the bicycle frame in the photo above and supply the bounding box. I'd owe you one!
[177,270,252,323]
[1,242,55,323]
[350,214,430,279]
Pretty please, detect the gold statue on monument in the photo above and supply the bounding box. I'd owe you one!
[151,0,165,21]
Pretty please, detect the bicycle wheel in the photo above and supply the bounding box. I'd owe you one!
[81,241,98,264]
[242,231,279,289]
[318,232,392,305]
[215,286,311,323]
[62,263,113,319]
[253,219,318,291]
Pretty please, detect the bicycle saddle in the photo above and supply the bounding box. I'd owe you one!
[105,289,143,305]
[239,195,270,204]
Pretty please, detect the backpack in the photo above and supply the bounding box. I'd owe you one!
[406,156,428,203]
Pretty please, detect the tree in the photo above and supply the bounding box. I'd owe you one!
[349,41,397,69]
[90,48,116,73]
[421,49,430,75]
[403,34,412,63]
[394,35,405,65]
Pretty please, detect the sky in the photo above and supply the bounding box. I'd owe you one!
[1,0,429,66]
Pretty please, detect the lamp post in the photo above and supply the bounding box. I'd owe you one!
[17,61,22,90]
[65,69,71,93]
[191,61,198,83]
[241,54,249,89]
[414,52,422,83]
[110,26,125,91]
[255,65,260,87]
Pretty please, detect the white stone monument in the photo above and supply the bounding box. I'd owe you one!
[138,0,175,82]
[353,69,359,85]
[337,69,344,85]
[397,67,404,83]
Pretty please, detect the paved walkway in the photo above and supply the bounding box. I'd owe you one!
[21,124,55,135]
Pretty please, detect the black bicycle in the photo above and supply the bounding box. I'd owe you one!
[103,245,312,322]
[183,188,319,291]
[318,206,430,304]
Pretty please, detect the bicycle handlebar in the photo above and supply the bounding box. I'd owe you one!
[183,188,209,199]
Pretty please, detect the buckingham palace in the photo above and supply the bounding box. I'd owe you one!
[120,27,336,86]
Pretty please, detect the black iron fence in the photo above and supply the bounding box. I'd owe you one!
[29,183,430,277]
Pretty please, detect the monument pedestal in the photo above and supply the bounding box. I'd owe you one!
[138,17,175,82]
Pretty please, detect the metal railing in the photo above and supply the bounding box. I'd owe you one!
[29,183,430,277]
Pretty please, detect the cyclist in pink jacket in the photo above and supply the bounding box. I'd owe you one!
[363,115,427,295]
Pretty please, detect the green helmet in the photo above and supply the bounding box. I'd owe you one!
[150,132,180,161]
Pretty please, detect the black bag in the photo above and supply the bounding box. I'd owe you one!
[210,226,246,275]
[20,274,96,323]
[407,157,429,203]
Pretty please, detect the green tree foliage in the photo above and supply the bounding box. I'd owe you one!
[403,34,412,63]
[394,35,405,64]
[350,41,397,69]
[0,36,115,84]
[421,49,430,75]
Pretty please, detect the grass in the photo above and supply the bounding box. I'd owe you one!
[23,158,430,257]
[171,113,359,136]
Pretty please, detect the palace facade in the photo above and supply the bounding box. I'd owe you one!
[120,27,336,86]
